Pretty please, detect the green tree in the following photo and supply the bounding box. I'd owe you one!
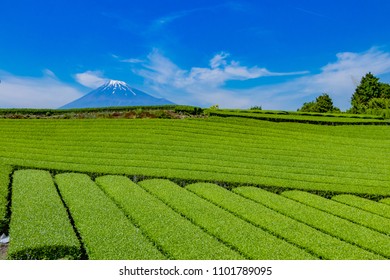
[351,72,381,113]
[380,82,390,99]
[299,93,340,113]
[315,93,338,113]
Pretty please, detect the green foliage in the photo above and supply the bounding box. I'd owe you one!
[174,105,204,115]
[380,198,390,205]
[0,166,12,234]
[8,170,80,260]
[249,105,262,110]
[380,83,390,98]
[138,179,315,260]
[350,72,390,115]
[208,109,386,124]
[234,187,389,259]
[0,118,389,195]
[96,175,242,260]
[55,173,164,260]
[299,93,340,113]
[187,183,378,260]
[332,195,390,219]
[283,191,390,235]
[352,73,381,112]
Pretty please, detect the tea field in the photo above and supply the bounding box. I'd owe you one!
[0,115,389,259]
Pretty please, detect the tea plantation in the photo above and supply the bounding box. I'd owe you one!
[0,114,389,259]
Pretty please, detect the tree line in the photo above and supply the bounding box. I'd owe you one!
[298,72,390,117]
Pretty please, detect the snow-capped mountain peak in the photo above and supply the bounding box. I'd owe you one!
[101,80,135,95]
[59,80,174,109]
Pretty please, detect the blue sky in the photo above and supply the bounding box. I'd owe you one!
[1,0,390,110]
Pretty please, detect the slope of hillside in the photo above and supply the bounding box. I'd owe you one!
[0,117,389,196]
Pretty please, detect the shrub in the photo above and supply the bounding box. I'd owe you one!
[96,175,242,259]
[0,166,12,234]
[235,187,389,259]
[138,179,315,260]
[187,183,380,260]
[55,173,164,260]
[332,195,390,219]
[8,170,80,260]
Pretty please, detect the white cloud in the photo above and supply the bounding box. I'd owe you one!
[266,47,390,110]
[0,71,84,109]
[132,47,390,110]
[209,52,229,69]
[74,70,108,88]
[121,58,144,64]
[134,49,307,90]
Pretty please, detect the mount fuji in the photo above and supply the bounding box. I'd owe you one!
[60,80,174,109]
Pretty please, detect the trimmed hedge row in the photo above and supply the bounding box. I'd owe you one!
[0,118,389,196]
[186,183,380,260]
[331,195,390,219]
[282,191,390,235]
[381,198,390,205]
[207,110,389,125]
[138,179,316,260]
[8,170,80,260]
[55,173,164,260]
[0,165,12,234]
[234,187,388,259]
[96,176,242,259]
[0,105,179,116]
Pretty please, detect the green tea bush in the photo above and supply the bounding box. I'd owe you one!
[8,170,80,260]
[332,195,390,219]
[138,179,315,260]
[187,183,380,259]
[380,198,390,205]
[283,191,390,235]
[0,165,12,234]
[234,187,389,259]
[96,175,242,259]
[56,173,164,260]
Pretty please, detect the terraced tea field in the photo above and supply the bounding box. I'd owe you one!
[0,116,389,259]
[5,171,390,260]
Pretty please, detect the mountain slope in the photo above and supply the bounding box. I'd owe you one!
[60,80,174,109]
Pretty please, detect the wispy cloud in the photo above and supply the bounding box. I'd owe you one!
[294,6,329,19]
[0,70,84,108]
[123,49,308,108]
[234,47,390,110]
[132,49,307,89]
[74,70,108,88]
[128,47,390,110]
[150,2,250,31]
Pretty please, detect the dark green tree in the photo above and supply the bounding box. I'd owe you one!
[299,93,340,113]
[315,93,338,113]
[380,82,390,99]
[351,72,381,113]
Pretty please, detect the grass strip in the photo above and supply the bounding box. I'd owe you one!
[331,195,390,219]
[234,187,389,259]
[186,183,380,260]
[282,191,390,235]
[138,179,316,260]
[8,170,80,260]
[0,165,12,234]
[55,173,164,260]
[96,175,243,260]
